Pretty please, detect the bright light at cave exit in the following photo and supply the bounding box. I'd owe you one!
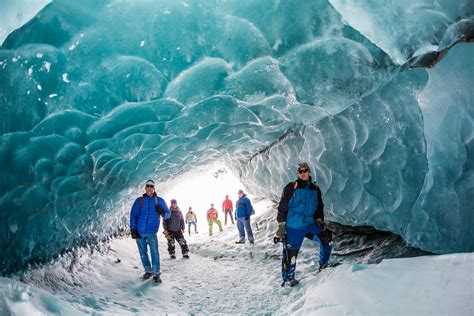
[159,164,245,233]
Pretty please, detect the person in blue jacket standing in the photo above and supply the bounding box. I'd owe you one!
[234,189,255,244]
[276,163,332,287]
[130,179,171,283]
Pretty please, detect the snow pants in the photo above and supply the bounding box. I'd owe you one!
[224,209,235,225]
[167,230,189,256]
[208,219,223,236]
[281,224,332,282]
[136,233,161,276]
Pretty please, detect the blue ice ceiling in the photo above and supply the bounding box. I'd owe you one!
[0,0,473,274]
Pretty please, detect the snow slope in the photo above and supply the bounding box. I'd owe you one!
[1,200,472,315]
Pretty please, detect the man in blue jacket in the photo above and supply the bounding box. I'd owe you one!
[276,163,332,287]
[130,179,171,283]
[235,189,255,244]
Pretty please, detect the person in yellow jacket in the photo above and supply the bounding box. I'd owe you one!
[207,203,223,236]
[185,207,198,236]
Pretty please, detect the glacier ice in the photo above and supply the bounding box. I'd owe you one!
[329,0,474,64]
[0,0,473,274]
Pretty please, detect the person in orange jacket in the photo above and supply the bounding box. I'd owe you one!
[207,203,223,236]
[222,195,235,225]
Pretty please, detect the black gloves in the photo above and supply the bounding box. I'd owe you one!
[131,228,141,239]
[156,205,165,217]
[316,219,326,230]
[245,215,250,220]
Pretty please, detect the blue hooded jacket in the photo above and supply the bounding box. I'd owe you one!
[236,195,253,218]
[277,177,324,229]
[130,193,171,234]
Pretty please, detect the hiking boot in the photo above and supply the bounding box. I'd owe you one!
[288,278,299,287]
[183,254,190,259]
[143,272,152,280]
[249,240,255,244]
[235,241,245,244]
[318,263,328,272]
[153,275,162,283]
[170,254,176,259]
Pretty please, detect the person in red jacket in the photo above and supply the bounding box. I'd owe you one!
[222,195,235,225]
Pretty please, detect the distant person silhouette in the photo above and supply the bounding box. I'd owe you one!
[207,203,223,236]
[185,207,198,236]
[234,189,255,244]
[222,195,235,225]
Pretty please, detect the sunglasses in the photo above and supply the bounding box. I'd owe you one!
[298,169,309,174]
[146,185,154,188]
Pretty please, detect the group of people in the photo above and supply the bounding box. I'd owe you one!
[205,192,255,245]
[129,181,256,283]
[129,162,332,287]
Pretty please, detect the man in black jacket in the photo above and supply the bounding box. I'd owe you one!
[276,163,332,287]
[163,199,190,259]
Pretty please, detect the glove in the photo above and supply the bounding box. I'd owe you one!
[163,230,170,239]
[275,222,286,240]
[316,219,326,230]
[156,205,165,217]
[131,228,141,239]
[245,215,249,220]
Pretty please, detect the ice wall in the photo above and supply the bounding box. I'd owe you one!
[0,0,472,274]
[0,0,51,44]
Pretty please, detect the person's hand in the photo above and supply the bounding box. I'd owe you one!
[275,222,286,240]
[156,205,165,217]
[245,215,249,220]
[316,219,326,230]
[163,230,170,239]
[131,228,141,239]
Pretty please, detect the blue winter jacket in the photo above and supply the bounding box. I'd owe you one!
[130,193,171,234]
[277,177,324,229]
[236,195,253,218]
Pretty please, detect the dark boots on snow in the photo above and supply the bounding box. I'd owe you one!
[281,278,299,287]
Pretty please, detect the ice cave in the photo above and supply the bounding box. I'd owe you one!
[0,0,473,314]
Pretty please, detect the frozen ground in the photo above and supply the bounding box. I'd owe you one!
[1,200,473,315]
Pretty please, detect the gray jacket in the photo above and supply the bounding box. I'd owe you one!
[163,206,185,232]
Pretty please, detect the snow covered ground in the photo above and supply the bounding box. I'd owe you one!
[1,200,473,315]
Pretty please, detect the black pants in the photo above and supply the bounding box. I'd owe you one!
[167,230,189,256]
[224,209,235,225]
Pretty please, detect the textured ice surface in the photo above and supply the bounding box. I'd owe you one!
[330,0,474,64]
[0,0,51,44]
[0,0,473,274]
